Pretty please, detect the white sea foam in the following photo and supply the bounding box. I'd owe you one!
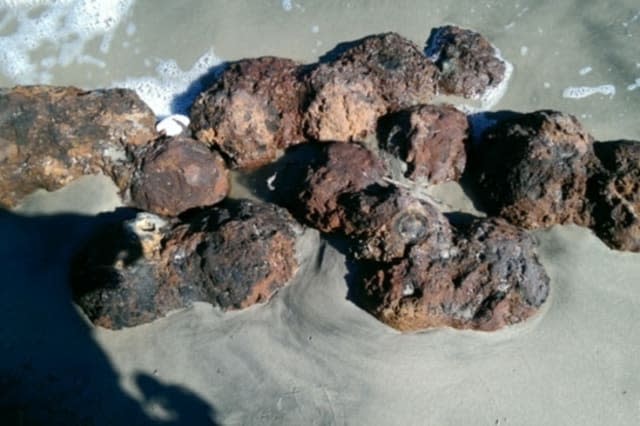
[562,84,616,99]
[0,0,54,5]
[627,78,640,91]
[478,48,513,111]
[115,50,223,119]
[281,0,292,12]
[0,0,134,83]
[579,66,593,75]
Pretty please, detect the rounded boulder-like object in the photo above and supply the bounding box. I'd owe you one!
[130,136,229,217]
[379,104,469,183]
[472,110,595,229]
[589,140,640,252]
[190,57,307,169]
[364,218,549,332]
[304,32,439,141]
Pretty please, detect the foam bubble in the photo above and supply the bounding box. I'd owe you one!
[66,0,132,36]
[126,22,136,35]
[281,0,292,12]
[0,0,133,84]
[579,66,592,75]
[115,50,223,118]
[627,78,640,91]
[562,84,616,99]
[0,1,57,6]
[477,47,513,111]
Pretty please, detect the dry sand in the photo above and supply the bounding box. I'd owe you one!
[2,1,640,425]
[4,174,639,425]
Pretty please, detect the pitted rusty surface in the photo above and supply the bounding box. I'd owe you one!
[71,200,302,329]
[0,86,157,207]
[364,218,549,332]
[130,136,229,217]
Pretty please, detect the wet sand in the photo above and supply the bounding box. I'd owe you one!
[1,1,640,424]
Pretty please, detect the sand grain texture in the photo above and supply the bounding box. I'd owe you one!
[2,0,640,424]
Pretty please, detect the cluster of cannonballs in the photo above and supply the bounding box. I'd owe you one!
[1,26,638,332]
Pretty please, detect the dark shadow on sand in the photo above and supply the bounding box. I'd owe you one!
[321,234,381,313]
[235,142,329,206]
[0,208,218,425]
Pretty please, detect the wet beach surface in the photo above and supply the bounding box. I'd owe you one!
[1,1,640,424]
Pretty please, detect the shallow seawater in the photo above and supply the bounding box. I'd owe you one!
[1,1,639,425]
[1,0,639,135]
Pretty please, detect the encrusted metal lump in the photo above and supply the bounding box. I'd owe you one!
[589,140,640,252]
[0,86,157,208]
[129,136,230,217]
[470,110,596,229]
[190,57,307,169]
[71,200,302,329]
[5,26,634,333]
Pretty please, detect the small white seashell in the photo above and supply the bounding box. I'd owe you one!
[403,282,415,296]
[156,114,190,136]
[133,212,167,233]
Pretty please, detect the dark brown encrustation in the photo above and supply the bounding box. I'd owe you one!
[426,25,508,100]
[304,33,439,141]
[71,200,302,329]
[272,142,388,233]
[0,86,157,207]
[379,104,469,183]
[364,218,549,332]
[129,136,229,217]
[472,110,595,229]
[589,140,640,252]
[339,185,454,263]
[190,57,307,169]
